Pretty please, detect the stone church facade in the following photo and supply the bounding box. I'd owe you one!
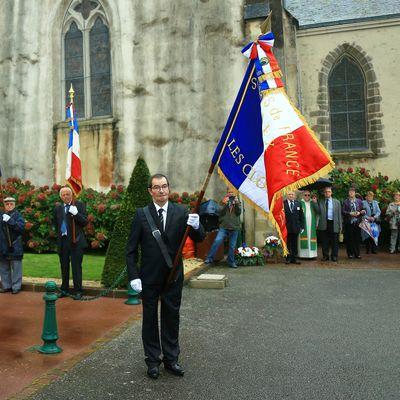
[1,0,400,245]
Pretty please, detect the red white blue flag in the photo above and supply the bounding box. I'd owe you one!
[213,31,334,253]
[65,103,82,196]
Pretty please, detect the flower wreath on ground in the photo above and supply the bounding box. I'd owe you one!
[234,245,265,266]
[263,235,282,259]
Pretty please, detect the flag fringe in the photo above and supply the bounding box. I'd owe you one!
[217,168,269,219]
[67,177,83,197]
[217,167,290,256]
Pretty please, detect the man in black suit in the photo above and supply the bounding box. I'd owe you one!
[126,174,205,379]
[284,191,304,264]
[54,186,88,299]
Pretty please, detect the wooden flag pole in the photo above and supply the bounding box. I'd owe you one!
[68,84,77,244]
[166,13,273,285]
[166,163,216,285]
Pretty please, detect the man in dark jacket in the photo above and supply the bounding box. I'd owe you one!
[204,189,241,268]
[342,186,365,259]
[54,186,88,299]
[0,197,25,294]
[126,174,205,379]
[284,191,304,264]
[311,187,342,261]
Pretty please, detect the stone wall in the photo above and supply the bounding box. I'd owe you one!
[296,18,400,178]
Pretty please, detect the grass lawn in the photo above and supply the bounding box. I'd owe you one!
[23,253,106,281]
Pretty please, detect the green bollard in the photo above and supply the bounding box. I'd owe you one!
[125,282,141,305]
[38,281,62,354]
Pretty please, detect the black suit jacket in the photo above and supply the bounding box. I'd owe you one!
[53,201,88,250]
[126,202,206,285]
[284,199,304,234]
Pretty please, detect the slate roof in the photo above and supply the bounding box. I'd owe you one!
[284,0,400,28]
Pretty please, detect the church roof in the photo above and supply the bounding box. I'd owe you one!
[285,0,400,28]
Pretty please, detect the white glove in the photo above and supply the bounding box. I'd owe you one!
[2,214,10,222]
[300,229,304,234]
[69,205,78,216]
[187,213,200,230]
[130,278,142,293]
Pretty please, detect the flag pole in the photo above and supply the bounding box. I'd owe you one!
[166,163,216,284]
[167,13,274,284]
[68,84,77,244]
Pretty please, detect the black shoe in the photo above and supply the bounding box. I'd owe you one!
[285,259,290,264]
[291,260,301,265]
[331,257,338,262]
[11,289,21,294]
[164,363,184,376]
[147,365,160,379]
[73,292,83,300]
[372,250,377,254]
[348,255,354,259]
[355,255,361,259]
[0,288,12,293]
[58,291,69,298]
[322,257,329,261]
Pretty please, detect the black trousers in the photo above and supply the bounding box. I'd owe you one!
[59,237,83,293]
[319,220,339,259]
[344,223,361,257]
[141,277,183,367]
[287,232,299,262]
[365,237,378,253]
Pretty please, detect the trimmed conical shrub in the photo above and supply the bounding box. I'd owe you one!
[101,157,151,287]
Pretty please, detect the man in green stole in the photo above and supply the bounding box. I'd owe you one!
[298,191,318,258]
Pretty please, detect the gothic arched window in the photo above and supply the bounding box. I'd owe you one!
[63,0,111,119]
[328,57,366,152]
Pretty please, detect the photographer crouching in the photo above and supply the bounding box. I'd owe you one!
[204,189,241,268]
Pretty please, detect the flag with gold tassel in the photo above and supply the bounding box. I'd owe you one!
[212,23,334,254]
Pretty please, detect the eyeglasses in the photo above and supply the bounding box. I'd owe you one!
[151,184,169,192]
[303,194,310,197]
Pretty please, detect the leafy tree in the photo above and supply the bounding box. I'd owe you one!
[101,157,151,287]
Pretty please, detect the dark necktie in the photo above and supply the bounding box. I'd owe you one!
[61,205,69,235]
[290,201,294,212]
[325,199,329,220]
[158,209,164,232]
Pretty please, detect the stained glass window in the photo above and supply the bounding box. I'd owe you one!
[63,1,112,120]
[64,22,85,117]
[90,18,111,117]
[329,57,366,152]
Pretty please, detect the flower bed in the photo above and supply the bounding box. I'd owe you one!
[234,246,264,266]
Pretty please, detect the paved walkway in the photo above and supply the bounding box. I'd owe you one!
[27,262,400,400]
[0,259,204,400]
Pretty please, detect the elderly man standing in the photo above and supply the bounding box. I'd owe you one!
[54,187,88,299]
[283,190,304,264]
[312,187,342,262]
[0,197,25,294]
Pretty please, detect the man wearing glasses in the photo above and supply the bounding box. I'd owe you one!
[126,174,205,379]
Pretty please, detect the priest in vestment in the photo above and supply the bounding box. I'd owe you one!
[298,191,318,259]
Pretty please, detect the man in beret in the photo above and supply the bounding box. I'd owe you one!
[0,197,25,294]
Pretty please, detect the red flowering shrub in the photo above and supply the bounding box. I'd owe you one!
[0,179,125,253]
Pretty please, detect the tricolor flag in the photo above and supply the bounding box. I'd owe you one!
[65,102,82,196]
[213,32,334,253]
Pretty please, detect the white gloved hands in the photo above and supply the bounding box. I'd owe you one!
[2,214,11,222]
[69,205,78,216]
[300,229,304,234]
[130,278,142,293]
[187,213,200,230]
